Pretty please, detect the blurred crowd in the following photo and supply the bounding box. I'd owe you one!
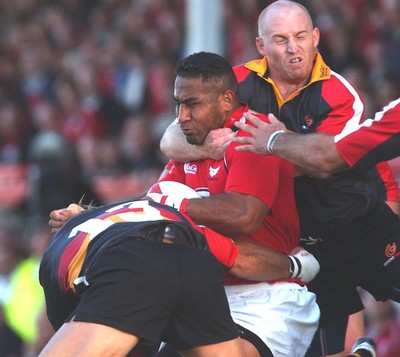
[0,0,399,356]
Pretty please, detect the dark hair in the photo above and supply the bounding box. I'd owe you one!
[175,52,238,94]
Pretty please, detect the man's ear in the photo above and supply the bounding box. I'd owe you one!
[256,37,265,56]
[222,90,235,110]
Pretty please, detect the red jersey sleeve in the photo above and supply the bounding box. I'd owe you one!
[199,226,239,268]
[180,211,239,268]
[374,162,400,202]
[335,99,400,171]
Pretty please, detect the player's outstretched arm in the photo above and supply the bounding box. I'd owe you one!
[233,111,349,176]
[160,120,235,162]
[203,226,319,283]
[232,238,320,283]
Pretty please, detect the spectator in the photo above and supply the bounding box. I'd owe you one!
[0,225,25,356]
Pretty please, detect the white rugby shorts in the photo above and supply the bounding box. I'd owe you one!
[225,282,320,357]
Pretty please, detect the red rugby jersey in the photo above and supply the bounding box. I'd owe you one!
[160,106,299,285]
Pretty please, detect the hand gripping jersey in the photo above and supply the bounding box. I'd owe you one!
[42,199,238,294]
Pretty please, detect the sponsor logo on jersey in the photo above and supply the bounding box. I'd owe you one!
[384,243,400,266]
[385,243,397,257]
[184,163,197,175]
[300,235,323,245]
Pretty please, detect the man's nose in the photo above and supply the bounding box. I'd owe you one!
[177,104,190,123]
[287,38,298,53]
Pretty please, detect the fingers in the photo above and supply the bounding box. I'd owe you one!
[207,127,233,140]
[49,205,84,234]
[234,111,264,134]
[267,113,280,124]
[231,135,252,145]
[220,138,232,153]
[234,144,254,153]
[224,131,236,142]
[49,209,69,234]
[233,120,254,134]
[243,111,263,127]
[232,112,287,155]
[218,131,235,150]
[216,130,235,146]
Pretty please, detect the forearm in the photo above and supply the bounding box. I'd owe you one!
[272,132,349,175]
[160,121,234,162]
[186,192,266,236]
[160,121,202,161]
[233,112,350,175]
[204,227,294,281]
[230,240,320,283]
[230,239,290,281]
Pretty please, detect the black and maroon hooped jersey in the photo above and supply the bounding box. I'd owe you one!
[42,199,238,294]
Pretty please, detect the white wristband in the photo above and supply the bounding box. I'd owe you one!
[266,130,285,154]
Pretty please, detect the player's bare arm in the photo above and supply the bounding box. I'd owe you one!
[233,112,349,176]
[186,191,268,236]
[231,238,319,283]
[160,120,235,162]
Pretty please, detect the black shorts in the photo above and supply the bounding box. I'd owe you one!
[45,240,239,351]
[305,201,400,326]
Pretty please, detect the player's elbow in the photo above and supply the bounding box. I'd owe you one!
[317,161,338,175]
[232,213,262,235]
[315,143,348,175]
[159,133,171,157]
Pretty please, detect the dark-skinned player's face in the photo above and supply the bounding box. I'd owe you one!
[174,76,227,145]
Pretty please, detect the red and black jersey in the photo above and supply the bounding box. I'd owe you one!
[234,53,399,232]
[41,199,238,294]
[160,106,299,285]
[335,98,400,172]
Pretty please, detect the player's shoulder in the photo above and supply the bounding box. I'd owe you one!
[233,63,252,83]
[324,70,361,95]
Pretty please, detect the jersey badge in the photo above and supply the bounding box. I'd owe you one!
[209,166,221,177]
[383,243,400,267]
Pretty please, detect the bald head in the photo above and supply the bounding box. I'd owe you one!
[258,1,314,37]
[255,0,319,92]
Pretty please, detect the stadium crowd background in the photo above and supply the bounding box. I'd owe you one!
[0,0,399,356]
